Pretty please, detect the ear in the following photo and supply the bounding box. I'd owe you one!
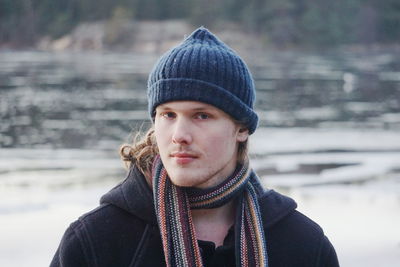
[236,127,249,142]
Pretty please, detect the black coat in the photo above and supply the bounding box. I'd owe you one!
[51,167,339,267]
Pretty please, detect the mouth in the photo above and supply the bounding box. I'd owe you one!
[170,152,198,165]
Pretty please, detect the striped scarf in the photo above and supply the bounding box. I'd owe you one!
[152,156,268,267]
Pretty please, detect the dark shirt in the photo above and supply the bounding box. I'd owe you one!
[198,226,235,266]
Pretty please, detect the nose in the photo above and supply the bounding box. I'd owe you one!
[172,118,193,145]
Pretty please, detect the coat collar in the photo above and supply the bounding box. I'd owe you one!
[100,166,158,224]
[101,166,298,228]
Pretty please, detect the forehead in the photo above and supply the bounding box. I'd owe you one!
[156,101,221,112]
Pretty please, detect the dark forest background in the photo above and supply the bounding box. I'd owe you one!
[1,0,400,49]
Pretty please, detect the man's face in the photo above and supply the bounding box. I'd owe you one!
[154,101,249,188]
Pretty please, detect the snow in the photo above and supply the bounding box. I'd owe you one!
[0,186,106,267]
[251,127,400,153]
[292,182,400,267]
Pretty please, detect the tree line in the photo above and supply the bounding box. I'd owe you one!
[1,0,399,48]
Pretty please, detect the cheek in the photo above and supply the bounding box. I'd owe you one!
[154,124,168,152]
[206,130,237,157]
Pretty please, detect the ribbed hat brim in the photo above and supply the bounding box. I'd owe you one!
[148,78,258,134]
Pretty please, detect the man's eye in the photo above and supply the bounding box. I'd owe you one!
[162,112,176,119]
[196,113,210,120]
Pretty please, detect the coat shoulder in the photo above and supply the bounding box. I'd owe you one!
[51,203,159,267]
[258,189,339,267]
[50,219,89,267]
[267,209,339,267]
[278,209,324,238]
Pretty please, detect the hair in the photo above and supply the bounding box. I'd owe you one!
[120,126,249,176]
[120,128,158,175]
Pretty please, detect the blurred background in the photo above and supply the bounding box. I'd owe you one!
[1,0,400,266]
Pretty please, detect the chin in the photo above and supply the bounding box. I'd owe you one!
[169,175,198,187]
[167,171,204,188]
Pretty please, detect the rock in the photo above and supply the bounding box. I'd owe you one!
[52,36,72,51]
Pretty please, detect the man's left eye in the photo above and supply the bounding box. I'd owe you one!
[196,113,209,119]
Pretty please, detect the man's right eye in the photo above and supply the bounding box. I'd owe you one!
[161,112,176,119]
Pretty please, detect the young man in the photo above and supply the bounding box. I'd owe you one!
[51,28,339,267]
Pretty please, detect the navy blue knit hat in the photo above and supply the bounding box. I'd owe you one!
[147,27,258,134]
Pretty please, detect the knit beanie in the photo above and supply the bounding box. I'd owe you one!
[147,27,258,134]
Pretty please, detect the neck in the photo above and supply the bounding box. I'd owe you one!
[191,199,236,247]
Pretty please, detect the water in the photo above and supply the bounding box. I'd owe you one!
[1,50,400,149]
[1,50,400,266]
[0,51,156,148]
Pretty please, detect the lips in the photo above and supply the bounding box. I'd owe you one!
[170,152,198,165]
